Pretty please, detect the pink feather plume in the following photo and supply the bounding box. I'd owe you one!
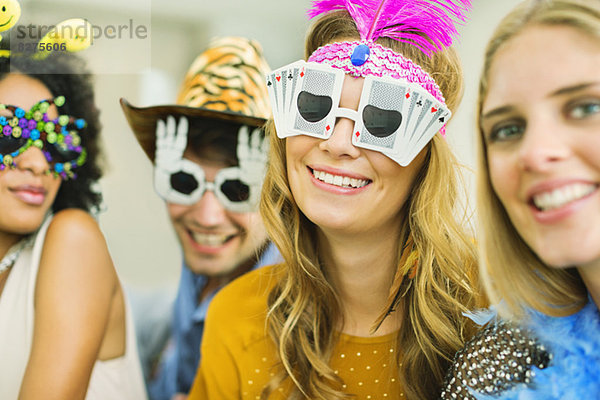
[307,0,472,55]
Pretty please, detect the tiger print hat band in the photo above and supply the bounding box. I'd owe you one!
[120,36,271,162]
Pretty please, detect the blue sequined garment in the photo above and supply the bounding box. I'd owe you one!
[441,300,600,399]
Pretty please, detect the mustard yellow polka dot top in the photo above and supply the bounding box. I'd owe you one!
[188,264,403,400]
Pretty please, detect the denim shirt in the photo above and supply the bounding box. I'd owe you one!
[148,242,281,400]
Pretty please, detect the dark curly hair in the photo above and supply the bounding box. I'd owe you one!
[0,44,104,214]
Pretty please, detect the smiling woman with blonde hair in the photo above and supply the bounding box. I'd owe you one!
[188,1,482,399]
[442,0,600,398]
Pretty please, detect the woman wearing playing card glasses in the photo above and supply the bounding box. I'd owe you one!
[0,47,146,398]
[442,0,600,398]
[189,1,481,399]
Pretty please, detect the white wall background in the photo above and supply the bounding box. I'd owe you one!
[13,0,523,288]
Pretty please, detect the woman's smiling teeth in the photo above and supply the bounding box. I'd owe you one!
[191,232,233,247]
[312,169,370,188]
[532,183,596,211]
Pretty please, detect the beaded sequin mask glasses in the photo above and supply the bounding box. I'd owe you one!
[154,116,268,213]
[0,96,87,179]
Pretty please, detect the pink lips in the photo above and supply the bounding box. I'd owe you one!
[526,180,598,224]
[529,190,596,224]
[187,230,236,256]
[10,185,47,206]
[309,164,370,181]
[525,179,590,201]
[308,165,371,195]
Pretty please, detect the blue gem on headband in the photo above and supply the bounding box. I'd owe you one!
[350,43,370,66]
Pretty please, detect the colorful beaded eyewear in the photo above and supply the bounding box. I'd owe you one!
[0,96,87,179]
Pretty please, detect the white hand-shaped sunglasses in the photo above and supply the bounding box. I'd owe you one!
[154,116,268,213]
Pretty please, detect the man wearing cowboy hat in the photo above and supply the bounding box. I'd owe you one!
[121,36,279,400]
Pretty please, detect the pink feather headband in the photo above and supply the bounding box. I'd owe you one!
[306,0,472,136]
[307,0,472,55]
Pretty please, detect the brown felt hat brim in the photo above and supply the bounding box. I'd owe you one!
[120,98,267,162]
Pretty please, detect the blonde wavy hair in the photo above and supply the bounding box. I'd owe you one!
[476,0,598,319]
[259,10,482,400]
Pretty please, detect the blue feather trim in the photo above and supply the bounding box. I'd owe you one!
[481,300,600,400]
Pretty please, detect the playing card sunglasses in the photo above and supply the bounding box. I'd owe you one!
[0,96,87,179]
[157,159,261,213]
[267,61,450,166]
